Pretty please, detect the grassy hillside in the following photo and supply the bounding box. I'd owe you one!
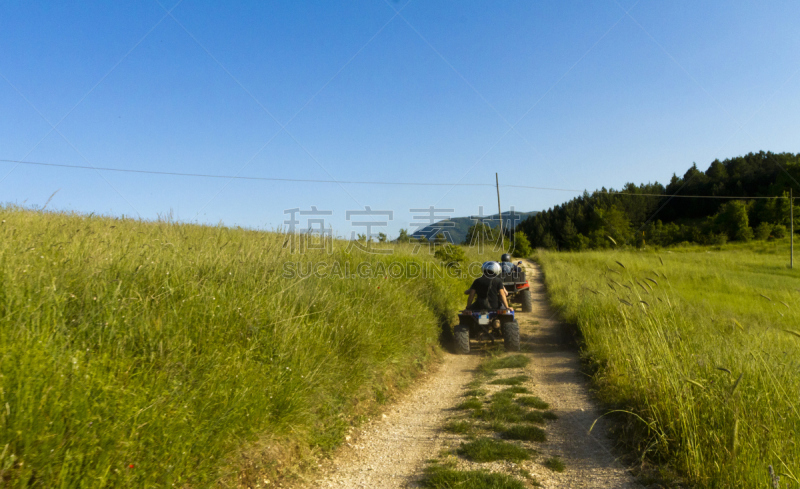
[0,206,471,487]
[537,241,800,487]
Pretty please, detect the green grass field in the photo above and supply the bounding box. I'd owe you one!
[537,240,800,487]
[0,206,473,487]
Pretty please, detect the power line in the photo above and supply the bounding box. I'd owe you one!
[0,159,489,187]
[0,158,792,199]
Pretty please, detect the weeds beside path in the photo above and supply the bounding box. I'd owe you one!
[536,245,800,486]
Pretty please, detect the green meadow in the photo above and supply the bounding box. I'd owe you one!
[0,206,471,487]
[537,240,800,487]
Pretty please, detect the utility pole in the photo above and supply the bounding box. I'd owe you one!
[496,173,504,252]
[791,188,794,269]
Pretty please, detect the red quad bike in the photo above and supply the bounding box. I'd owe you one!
[502,261,532,313]
[454,309,519,354]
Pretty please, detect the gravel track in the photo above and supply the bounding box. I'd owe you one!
[515,259,638,488]
[306,260,639,488]
[310,354,481,488]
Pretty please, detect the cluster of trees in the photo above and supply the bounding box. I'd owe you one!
[518,152,800,250]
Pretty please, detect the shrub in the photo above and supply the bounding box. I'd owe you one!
[754,222,772,240]
[511,231,533,257]
[713,200,753,241]
[705,232,728,245]
[434,244,467,270]
[772,224,788,239]
[736,225,755,241]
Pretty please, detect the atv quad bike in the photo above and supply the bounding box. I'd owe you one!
[454,309,519,354]
[502,261,532,313]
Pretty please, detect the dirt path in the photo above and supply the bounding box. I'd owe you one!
[515,259,638,488]
[306,260,638,488]
[309,354,481,488]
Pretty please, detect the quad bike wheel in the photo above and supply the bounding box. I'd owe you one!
[501,321,520,352]
[520,289,532,313]
[454,324,470,354]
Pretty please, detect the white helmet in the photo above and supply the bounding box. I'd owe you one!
[482,261,501,277]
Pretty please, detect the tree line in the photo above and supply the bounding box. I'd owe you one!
[517,151,800,250]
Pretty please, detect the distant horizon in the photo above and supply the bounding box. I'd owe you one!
[0,198,539,239]
[4,148,797,239]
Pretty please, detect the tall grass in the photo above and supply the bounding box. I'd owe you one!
[537,241,800,487]
[0,206,470,487]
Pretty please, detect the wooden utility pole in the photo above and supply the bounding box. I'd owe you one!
[496,173,504,251]
[791,188,794,269]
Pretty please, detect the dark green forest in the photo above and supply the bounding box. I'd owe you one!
[517,151,800,250]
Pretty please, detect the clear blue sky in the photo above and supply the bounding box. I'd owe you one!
[2,1,799,238]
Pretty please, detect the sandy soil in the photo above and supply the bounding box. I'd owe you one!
[305,260,639,488]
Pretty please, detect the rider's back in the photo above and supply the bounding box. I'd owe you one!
[469,275,504,310]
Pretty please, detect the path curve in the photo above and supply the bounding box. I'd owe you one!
[305,260,639,488]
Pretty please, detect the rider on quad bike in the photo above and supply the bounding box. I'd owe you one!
[465,261,512,312]
[498,253,533,313]
[455,261,519,353]
[499,253,520,275]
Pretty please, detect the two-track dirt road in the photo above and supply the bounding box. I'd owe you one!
[305,260,638,488]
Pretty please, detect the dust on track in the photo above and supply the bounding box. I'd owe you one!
[304,260,638,488]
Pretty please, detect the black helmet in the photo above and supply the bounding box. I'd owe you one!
[501,253,511,262]
[482,261,501,277]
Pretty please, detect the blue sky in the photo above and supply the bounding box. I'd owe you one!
[1,1,799,238]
